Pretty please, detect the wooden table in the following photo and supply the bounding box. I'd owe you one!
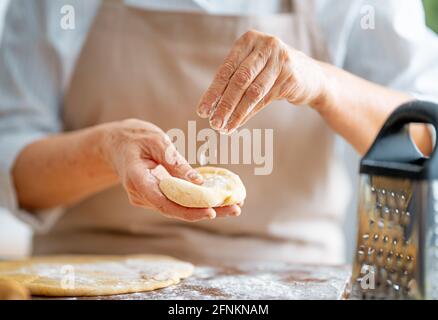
[42,262,351,300]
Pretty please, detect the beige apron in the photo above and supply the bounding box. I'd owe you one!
[33,0,350,264]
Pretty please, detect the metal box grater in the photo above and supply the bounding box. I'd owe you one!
[348,101,438,300]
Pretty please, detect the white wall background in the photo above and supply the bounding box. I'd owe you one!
[0,0,359,261]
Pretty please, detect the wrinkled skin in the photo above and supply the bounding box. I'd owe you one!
[102,119,241,222]
[197,30,328,134]
[14,31,427,225]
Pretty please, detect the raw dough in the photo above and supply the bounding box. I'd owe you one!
[0,279,30,300]
[159,166,246,208]
[0,255,194,297]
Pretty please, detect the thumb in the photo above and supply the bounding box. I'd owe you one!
[158,137,204,185]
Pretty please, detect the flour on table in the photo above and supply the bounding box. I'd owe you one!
[0,255,194,297]
[71,262,350,300]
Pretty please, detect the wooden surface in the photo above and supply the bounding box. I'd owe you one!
[35,262,351,300]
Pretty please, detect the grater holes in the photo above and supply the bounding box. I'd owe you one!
[354,180,416,299]
[358,246,366,263]
[397,193,407,208]
[395,253,404,268]
[373,234,379,242]
[357,262,413,298]
[367,247,376,264]
[386,251,394,268]
[401,211,411,226]
[373,188,409,223]
[377,189,387,206]
[382,206,391,220]
[392,209,401,224]
[387,192,397,208]
[406,255,415,272]
[363,241,411,273]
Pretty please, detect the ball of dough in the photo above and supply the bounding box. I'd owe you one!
[159,167,246,208]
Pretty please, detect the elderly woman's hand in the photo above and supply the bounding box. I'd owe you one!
[197,30,328,134]
[102,119,241,222]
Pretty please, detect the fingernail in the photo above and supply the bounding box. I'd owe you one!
[188,171,202,182]
[210,117,223,129]
[198,104,211,118]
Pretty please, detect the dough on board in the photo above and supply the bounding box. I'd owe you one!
[0,279,30,300]
[0,255,194,297]
[159,166,246,208]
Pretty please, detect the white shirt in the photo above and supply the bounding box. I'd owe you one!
[1,0,438,230]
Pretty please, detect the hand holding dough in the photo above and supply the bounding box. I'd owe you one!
[159,167,246,208]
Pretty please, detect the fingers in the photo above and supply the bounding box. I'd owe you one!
[126,163,245,222]
[162,203,217,223]
[224,58,280,133]
[114,120,245,223]
[196,31,305,134]
[214,205,241,217]
[151,133,203,185]
[197,32,256,118]
[209,48,269,131]
[240,90,276,127]
[125,163,216,222]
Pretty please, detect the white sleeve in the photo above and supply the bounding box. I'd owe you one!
[342,0,438,103]
[315,0,438,152]
[0,0,98,232]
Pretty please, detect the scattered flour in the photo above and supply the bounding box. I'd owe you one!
[53,262,350,300]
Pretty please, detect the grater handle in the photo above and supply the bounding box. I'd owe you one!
[379,100,438,136]
[362,100,438,179]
